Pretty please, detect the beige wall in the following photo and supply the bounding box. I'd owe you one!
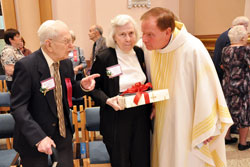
[14,0,41,52]
[52,0,96,60]
[179,0,195,34]
[245,0,250,32]
[51,0,179,60]
[12,0,250,58]
[96,0,179,39]
[194,0,246,35]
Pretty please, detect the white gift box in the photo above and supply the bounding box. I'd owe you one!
[118,89,169,109]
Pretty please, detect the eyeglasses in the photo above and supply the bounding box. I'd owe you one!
[51,38,73,46]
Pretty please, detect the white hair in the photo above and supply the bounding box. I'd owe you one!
[228,25,247,44]
[107,14,139,48]
[37,20,69,46]
[232,16,249,27]
[69,30,76,42]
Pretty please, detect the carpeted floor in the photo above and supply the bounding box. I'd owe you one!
[1,131,250,166]
[226,132,250,167]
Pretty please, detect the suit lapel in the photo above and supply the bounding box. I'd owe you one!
[37,49,58,117]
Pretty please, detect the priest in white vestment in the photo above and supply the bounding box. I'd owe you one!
[140,7,233,167]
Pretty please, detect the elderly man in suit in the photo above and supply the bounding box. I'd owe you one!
[88,24,107,64]
[11,20,99,167]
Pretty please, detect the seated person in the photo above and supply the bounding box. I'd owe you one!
[69,30,87,80]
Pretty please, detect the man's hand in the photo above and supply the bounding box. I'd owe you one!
[37,136,56,155]
[4,64,14,76]
[203,136,214,145]
[80,73,100,91]
[106,96,122,111]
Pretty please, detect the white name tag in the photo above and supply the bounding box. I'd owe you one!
[40,77,55,90]
[106,64,122,78]
[68,51,73,58]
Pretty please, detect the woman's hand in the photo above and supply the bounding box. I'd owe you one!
[150,104,156,120]
[106,96,122,111]
[4,64,14,76]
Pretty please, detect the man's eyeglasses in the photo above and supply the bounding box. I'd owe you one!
[51,38,73,46]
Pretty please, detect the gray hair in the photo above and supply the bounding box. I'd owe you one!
[69,30,76,42]
[95,25,103,35]
[228,25,247,44]
[107,14,139,48]
[37,20,69,46]
[232,16,249,27]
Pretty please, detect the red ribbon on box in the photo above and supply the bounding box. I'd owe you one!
[121,82,152,105]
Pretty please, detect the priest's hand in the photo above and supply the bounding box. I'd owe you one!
[106,96,122,111]
[37,136,56,155]
[80,73,100,91]
[203,136,214,145]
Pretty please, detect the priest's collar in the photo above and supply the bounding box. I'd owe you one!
[156,21,188,53]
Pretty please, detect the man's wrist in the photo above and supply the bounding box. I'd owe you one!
[80,83,91,92]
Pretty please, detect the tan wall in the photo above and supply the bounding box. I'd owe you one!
[51,0,179,60]
[15,0,41,52]
[194,0,246,35]
[96,0,179,39]
[52,0,96,60]
[245,0,250,32]
[179,0,195,34]
[12,0,249,56]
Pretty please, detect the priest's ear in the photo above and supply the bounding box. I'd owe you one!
[165,27,172,36]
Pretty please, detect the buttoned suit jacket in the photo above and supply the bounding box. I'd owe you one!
[11,49,85,153]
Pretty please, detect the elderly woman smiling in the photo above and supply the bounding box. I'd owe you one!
[90,15,151,167]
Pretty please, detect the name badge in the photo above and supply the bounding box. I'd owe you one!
[68,51,73,58]
[106,64,122,78]
[41,77,55,91]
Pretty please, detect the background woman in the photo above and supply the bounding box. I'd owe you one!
[20,37,32,56]
[90,15,151,167]
[69,30,87,80]
[222,25,250,151]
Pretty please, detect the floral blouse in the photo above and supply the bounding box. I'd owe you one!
[1,44,24,81]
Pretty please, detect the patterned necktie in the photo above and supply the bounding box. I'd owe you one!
[53,62,66,138]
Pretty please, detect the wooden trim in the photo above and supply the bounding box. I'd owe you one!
[196,34,250,51]
[1,0,17,29]
[0,80,8,92]
[39,0,52,24]
[195,34,219,51]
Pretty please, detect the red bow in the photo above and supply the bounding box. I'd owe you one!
[121,82,152,105]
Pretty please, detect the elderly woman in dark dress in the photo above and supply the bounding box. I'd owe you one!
[221,25,250,151]
[90,14,151,167]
